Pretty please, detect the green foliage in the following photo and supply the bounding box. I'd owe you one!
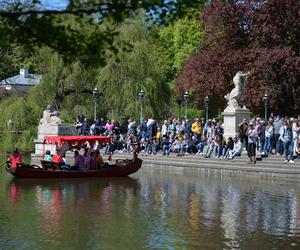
[0,44,35,80]
[0,1,205,66]
[29,47,98,122]
[96,14,171,121]
[186,108,205,120]
[0,97,37,151]
[0,9,208,151]
[216,112,224,122]
[159,15,205,87]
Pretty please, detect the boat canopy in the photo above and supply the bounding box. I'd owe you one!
[43,135,111,148]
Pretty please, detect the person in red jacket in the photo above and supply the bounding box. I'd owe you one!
[7,148,22,170]
[52,154,63,169]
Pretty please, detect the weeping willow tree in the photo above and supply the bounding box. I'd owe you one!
[96,13,171,121]
[0,97,38,151]
[29,47,98,123]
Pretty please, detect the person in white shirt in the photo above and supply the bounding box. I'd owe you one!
[228,137,243,159]
[161,120,168,138]
[263,121,274,155]
[246,122,258,164]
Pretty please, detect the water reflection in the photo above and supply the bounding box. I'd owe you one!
[8,182,21,205]
[2,173,300,249]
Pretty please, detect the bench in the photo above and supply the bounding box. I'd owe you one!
[41,160,61,170]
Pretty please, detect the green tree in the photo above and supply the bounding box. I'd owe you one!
[97,14,171,120]
[0,0,204,66]
[159,14,205,117]
[0,97,37,151]
[160,15,205,75]
[29,47,98,122]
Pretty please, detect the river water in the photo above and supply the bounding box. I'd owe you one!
[1,165,300,249]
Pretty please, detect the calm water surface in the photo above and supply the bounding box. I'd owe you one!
[1,165,300,249]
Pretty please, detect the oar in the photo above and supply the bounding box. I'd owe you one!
[0,161,7,167]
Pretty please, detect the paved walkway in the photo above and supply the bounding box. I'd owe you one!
[111,151,300,180]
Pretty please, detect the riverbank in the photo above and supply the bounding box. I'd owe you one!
[31,151,300,181]
[115,152,300,181]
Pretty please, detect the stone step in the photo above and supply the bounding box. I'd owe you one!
[111,152,300,166]
[110,159,300,173]
[139,159,300,174]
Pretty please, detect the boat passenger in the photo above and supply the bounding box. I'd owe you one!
[52,154,63,169]
[44,150,53,161]
[52,154,62,164]
[94,149,105,169]
[7,148,22,170]
[83,147,92,170]
[74,150,84,171]
[60,153,71,170]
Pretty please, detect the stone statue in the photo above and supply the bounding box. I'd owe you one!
[39,105,52,125]
[47,111,63,125]
[39,105,62,125]
[224,71,250,111]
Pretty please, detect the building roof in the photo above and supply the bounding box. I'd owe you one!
[0,74,42,87]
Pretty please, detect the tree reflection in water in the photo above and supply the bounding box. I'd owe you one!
[3,173,300,249]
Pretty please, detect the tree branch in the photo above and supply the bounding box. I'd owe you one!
[0,2,158,17]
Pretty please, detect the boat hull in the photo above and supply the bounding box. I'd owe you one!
[6,159,142,178]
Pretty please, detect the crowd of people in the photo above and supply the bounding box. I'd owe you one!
[74,113,300,164]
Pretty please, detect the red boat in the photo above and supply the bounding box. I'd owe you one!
[6,135,142,179]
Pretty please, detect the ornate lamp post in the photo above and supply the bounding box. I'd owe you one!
[204,96,209,121]
[263,93,268,121]
[138,90,145,122]
[92,88,100,122]
[176,97,182,119]
[183,91,189,120]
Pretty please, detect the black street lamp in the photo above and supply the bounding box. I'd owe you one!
[183,91,189,120]
[263,93,268,121]
[176,97,182,120]
[204,96,209,121]
[138,90,145,121]
[92,88,100,122]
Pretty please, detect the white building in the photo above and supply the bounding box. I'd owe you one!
[0,68,42,92]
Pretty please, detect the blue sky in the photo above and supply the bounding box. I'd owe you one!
[39,0,69,10]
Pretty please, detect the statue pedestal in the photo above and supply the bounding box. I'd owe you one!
[223,108,252,139]
[33,124,75,156]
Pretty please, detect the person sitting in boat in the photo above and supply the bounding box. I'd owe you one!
[52,153,63,169]
[74,150,84,171]
[60,153,71,170]
[44,150,53,161]
[7,148,22,170]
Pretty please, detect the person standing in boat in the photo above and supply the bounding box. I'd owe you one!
[7,148,22,170]
[74,150,84,171]
[93,149,105,169]
[83,147,92,170]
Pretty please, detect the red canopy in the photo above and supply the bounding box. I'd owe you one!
[43,135,111,148]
